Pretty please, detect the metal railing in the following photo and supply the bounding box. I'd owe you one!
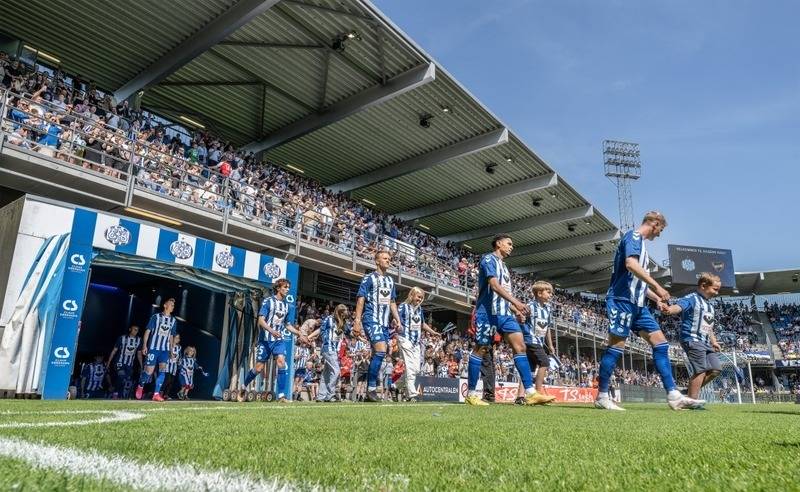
[0,89,477,299]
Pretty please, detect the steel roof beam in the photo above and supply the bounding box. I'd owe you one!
[330,127,508,193]
[217,41,324,49]
[395,173,557,222]
[508,229,620,257]
[440,204,593,244]
[113,0,281,101]
[513,253,613,274]
[158,80,261,87]
[242,62,435,153]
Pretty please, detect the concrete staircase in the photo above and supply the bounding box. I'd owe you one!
[757,311,783,360]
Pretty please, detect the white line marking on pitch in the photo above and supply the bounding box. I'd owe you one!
[0,410,145,428]
[0,436,304,491]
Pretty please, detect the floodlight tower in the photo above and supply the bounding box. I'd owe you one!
[603,140,641,232]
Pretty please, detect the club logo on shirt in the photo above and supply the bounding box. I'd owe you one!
[104,225,131,246]
[412,315,421,323]
[215,250,235,269]
[681,258,695,272]
[712,261,725,272]
[702,314,715,325]
[263,262,282,278]
[170,240,194,260]
[379,288,391,298]
[275,311,286,320]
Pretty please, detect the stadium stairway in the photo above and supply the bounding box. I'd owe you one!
[757,312,783,360]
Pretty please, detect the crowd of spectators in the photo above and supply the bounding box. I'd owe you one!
[766,302,800,360]
[2,52,486,291]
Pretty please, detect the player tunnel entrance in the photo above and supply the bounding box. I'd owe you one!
[74,251,276,401]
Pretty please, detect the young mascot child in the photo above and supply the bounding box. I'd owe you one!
[515,281,558,405]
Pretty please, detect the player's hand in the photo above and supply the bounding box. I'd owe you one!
[512,301,528,316]
[656,301,669,313]
[712,341,721,352]
[352,319,362,338]
[141,346,148,356]
[654,285,670,302]
[515,311,525,324]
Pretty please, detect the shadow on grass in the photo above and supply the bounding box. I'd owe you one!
[773,441,800,448]
[745,410,800,417]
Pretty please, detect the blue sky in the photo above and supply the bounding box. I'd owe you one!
[373,0,799,272]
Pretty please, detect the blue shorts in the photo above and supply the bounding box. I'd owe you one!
[145,349,170,367]
[606,298,660,338]
[363,322,388,344]
[474,311,521,346]
[256,340,287,362]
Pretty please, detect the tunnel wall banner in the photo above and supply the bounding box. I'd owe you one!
[0,197,299,399]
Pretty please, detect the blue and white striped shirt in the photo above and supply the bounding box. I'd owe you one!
[320,315,350,354]
[397,303,424,346]
[357,271,396,326]
[607,230,650,307]
[146,313,177,351]
[258,296,290,342]
[114,335,141,367]
[523,301,552,347]
[677,292,716,344]
[166,344,181,374]
[82,362,106,391]
[477,253,512,316]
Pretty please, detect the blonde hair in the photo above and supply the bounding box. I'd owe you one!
[184,346,196,357]
[697,272,721,288]
[333,304,348,334]
[374,249,391,260]
[404,286,425,304]
[531,280,553,295]
[642,210,667,227]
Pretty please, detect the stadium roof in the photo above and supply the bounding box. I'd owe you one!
[0,0,619,276]
[558,264,800,297]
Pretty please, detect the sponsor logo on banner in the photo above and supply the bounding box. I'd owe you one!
[285,294,295,304]
[263,262,282,278]
[712,260,725,272]
[68,254,87,274]
[215,250,235,269]
[681,258,695,272]
[60,299,79,319]
[104,225,131,246]
[170,240,194,260]
[417,377,460,402]
[51,346,72,368]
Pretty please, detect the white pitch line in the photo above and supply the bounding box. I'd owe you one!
[0,436,304,492]
[0,411,145,428]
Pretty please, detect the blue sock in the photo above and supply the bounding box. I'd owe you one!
[467,354,483,392]
[138,371,150,386]
[154,372,165,393]
[599,347,624,392]
[277,368,288,397]
[653,342,676,392]
[367,351,386,390]
[513,354,533,391]
[243,369,257,388]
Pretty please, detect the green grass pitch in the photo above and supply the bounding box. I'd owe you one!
[0,400,798,491]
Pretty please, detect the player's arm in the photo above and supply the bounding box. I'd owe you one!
[257,314,281,338]
[660,303,683,316]
[625,256,669,300]
[140,329,151,355]
[307,320,321,341]
[390,301,402,330]
[285,323,309,344]
[168,335,175,359]
[488,277,528,316]
[107,344,118,368]
[545,329,555,354]
[709,329,721,352]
